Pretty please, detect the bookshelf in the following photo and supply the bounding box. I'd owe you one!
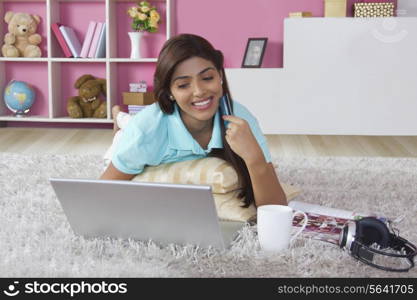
[0,0,173,125]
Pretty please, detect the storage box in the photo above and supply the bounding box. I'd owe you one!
[324,0,347,17]
[354,2,395,17]
[122,92,156,105]
[289,11,313,18]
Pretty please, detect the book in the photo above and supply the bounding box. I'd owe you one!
[59,25,82,58]
[80,21,97,58]
[88,22,103,58]
[128,105,146,115]
[288,201,389,245]
[94,23,106,58]
[51,23,73,58]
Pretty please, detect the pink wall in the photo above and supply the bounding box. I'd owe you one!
[176,0,397,68]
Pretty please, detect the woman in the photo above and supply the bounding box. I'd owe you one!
[100,34,286,208]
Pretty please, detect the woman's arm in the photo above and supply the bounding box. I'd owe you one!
[100,162,137,181]
[222,115,287,207]
[246,160,287,207]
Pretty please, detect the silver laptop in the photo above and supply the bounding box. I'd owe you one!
[49,178,245,249]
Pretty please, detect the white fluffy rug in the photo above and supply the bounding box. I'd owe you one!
[1,152,416,277]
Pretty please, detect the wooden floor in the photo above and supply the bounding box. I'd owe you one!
[1,127,417,157]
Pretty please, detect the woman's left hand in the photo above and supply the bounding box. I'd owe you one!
[222,115,265,165]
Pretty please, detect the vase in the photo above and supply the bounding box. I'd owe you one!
[128,31,144,59]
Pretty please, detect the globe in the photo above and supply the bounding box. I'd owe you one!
[4,80,36,117]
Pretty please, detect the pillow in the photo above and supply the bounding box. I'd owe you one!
[132,157,239,193]
[214,183,301,222]
[132,157,302,222]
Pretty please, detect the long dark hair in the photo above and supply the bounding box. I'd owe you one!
[154,34,254,208]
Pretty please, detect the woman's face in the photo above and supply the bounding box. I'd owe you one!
[170,56,223,129]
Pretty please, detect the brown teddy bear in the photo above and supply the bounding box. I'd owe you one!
[67,74,107,118]
[1,11,42,58]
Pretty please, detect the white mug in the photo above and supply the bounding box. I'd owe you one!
[257,205,308,252]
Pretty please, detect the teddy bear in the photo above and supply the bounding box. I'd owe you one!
[1,11,42,58]
[67,74,107,118]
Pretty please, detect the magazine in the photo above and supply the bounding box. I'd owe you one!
[288,201,389,245]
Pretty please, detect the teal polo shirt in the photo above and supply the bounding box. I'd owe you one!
[112,101,272,174]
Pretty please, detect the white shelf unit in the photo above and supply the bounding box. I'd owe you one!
[228,17,417,135]
[0,0,173,125]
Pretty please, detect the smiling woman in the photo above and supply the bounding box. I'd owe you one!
[169,58,223,141]
[100,34,287,208]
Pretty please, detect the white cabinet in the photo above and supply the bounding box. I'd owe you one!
[228,17,417,135]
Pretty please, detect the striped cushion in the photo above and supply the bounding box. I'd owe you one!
[132,157,239,193]
[132,157,301,222]
[214,190,256,221]
[214,184,301,222]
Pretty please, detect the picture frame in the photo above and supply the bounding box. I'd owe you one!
[241,37,268,68]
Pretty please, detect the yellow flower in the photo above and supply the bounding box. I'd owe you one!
[127,7,137,18]
[137,13,148,21]
[140,6,150,13]
[149,19,158,28]
[150,10,160,22]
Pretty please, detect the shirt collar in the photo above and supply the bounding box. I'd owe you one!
[167,103,223,154]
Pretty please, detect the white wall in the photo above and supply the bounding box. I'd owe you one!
[227,18,417,135]
[398,0,417,16]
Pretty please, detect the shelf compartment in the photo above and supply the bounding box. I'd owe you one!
[49,0,106,58]
[109,0,168,58]
[50,61,107,119]
[0,61,49,118]
[108,61,156,108]
[0,0,48,58]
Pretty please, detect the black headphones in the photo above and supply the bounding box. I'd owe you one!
[339,217,417,272]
